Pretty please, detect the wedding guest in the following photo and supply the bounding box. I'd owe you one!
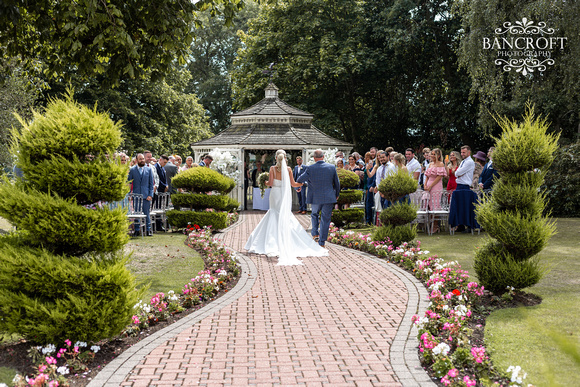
[365,147,378,224]
[373,150,395,210]
[472,151,487,189]
[199,155,213,167]
[449,145,478,232]
[181,156,194,171]
[423,148,447,233]
[165,156,179,194]
[419,147,431,189]
[393,153,408,173]
[446,151,461,193]
[479,147,500,191]
[128,154,155,236]
[251,161,265,188]
[352,151,365,167]
[405,148,421,181]
[144,150,159,195]
[336,159,344,170]
[174,155,182,169]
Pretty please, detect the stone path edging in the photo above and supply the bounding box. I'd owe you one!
[87,218,257,387]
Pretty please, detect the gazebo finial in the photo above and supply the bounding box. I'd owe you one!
[265,83,279,99]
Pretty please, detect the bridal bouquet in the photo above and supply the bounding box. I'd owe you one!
[257,172,269,198]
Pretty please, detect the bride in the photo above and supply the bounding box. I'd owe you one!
[244,150,329,265]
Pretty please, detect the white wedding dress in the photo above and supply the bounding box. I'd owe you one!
[244,159,329,265]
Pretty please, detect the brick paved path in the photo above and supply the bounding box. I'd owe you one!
[89,212,433,386]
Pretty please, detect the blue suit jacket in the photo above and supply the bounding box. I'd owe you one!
[478,161,499,190]
[296,161,340,204]
[128,165,155,198]
[293,164,308,184]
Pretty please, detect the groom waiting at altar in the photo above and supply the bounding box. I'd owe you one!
[293,156,308,214]
[297,149,341,247]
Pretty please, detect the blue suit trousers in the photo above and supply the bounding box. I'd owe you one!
[310,203,334,246]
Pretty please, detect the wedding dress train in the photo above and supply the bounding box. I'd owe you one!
[244,160,328,265]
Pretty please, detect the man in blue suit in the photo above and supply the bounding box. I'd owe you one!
[128,153,155,236]
[478,147,500,191]
[297,149,341,247]
[293,155,308,214]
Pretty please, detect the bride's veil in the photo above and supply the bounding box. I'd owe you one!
[277,155,298,263]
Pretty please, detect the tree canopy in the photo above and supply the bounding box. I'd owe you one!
[232,0,480,152]
[0,0,252,86]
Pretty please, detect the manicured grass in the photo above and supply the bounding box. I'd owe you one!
[0,367,16,385]
[125,232,205,302]
[418,218,580,386]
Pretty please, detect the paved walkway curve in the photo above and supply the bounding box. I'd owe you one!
[89,212,434,386]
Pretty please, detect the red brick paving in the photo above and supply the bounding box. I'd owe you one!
[120,212,411,386]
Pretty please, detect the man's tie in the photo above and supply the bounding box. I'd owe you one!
[380,166,385,179]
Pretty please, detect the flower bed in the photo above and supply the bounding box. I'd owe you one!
[4,225,240,387]
[328,225,532,387]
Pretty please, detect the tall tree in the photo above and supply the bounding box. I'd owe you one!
[44,69,212,157]
[186,2,259,133]
[232,0,480,152]
[454,0,580,141]
[0,0,251,86]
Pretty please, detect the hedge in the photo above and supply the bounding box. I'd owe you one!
[166,210,228,230]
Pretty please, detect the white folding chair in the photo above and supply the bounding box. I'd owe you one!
[127,193,147,237]
[410,191,430,235]
[429,191,450,235]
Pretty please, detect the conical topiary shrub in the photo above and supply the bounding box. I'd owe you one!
[474,104,559,294]
[372,169,418,247]
[331,168,364,227]
[166,166,237,230]
[0,90,141,344]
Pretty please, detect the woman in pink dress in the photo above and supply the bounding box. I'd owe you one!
[446,151,460,193]
[424,148,447,233]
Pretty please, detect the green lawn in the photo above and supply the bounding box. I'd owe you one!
[418,218,580,386]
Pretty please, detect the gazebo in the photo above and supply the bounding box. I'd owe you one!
[190,83,353,210]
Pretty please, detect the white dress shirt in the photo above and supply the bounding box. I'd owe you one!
[406,158,421,178]
[455,156,475,186]
[375,163,396,188]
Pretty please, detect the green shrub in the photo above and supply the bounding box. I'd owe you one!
[542,142,580,217]
[331,208,364,227]
[172,193,230,211]
[166,210,228,230]
[372,224,417,247]
[171,167,235,194]
[474,104,558,294]
[0,183,129,255]
[474,239,545,294]
[378,169,418,202]
[21,155,130,204]
[337,189,363,205]
[0,245,142,344]
[226,197,240,212]
[380,202,417,226]
[337,168,360,189]
[492,106,559,174]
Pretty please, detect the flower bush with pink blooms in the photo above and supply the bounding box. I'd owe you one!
[328,225,532,386]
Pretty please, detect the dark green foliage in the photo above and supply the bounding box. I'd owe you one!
[337,169,360,189]
[171,167,235,194]
[0,244,142,344]
[166,210,228,230]
[331,208,364,227]
[474,240,544,294]
[543,142,580,217]
[378,170,418,203]
[0,183,129,256]
[380,202,417,227]
[475,106,558,293]
[225,197,240,212]
[372,224,417,248]
[337,189,363,205]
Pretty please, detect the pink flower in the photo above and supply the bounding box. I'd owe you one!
[447,368,458,378]
[64,339,72,347]
[463,375,476,386]
[441,375,451,386]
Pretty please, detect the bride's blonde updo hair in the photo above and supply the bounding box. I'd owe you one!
[275,149,287,171]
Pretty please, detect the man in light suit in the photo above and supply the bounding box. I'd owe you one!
[293,156,308,214]
[297,149,341,247]
[128,153,155,236]
[479,147,500,191]
[165,156,179,194]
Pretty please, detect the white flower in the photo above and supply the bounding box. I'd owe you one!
[90,345,101,353]
[454,304,468,316]
[432,343,450,356]
[42,344,56,354]
[506,365,527,384]
[0,383,9,387]
[74,341,87,348]
[12,374,22,383]
[57,366,70,375]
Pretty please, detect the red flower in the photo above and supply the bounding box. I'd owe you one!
[452,289,461,296]
[194,224,200,230]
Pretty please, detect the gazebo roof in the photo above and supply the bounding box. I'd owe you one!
[191,83,353,150]
[231,84,313,118]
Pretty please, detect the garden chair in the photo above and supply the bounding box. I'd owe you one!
[150,192,171,232]
[410,191,430,235]
[127,193,147,237]
[429,190,451,235]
